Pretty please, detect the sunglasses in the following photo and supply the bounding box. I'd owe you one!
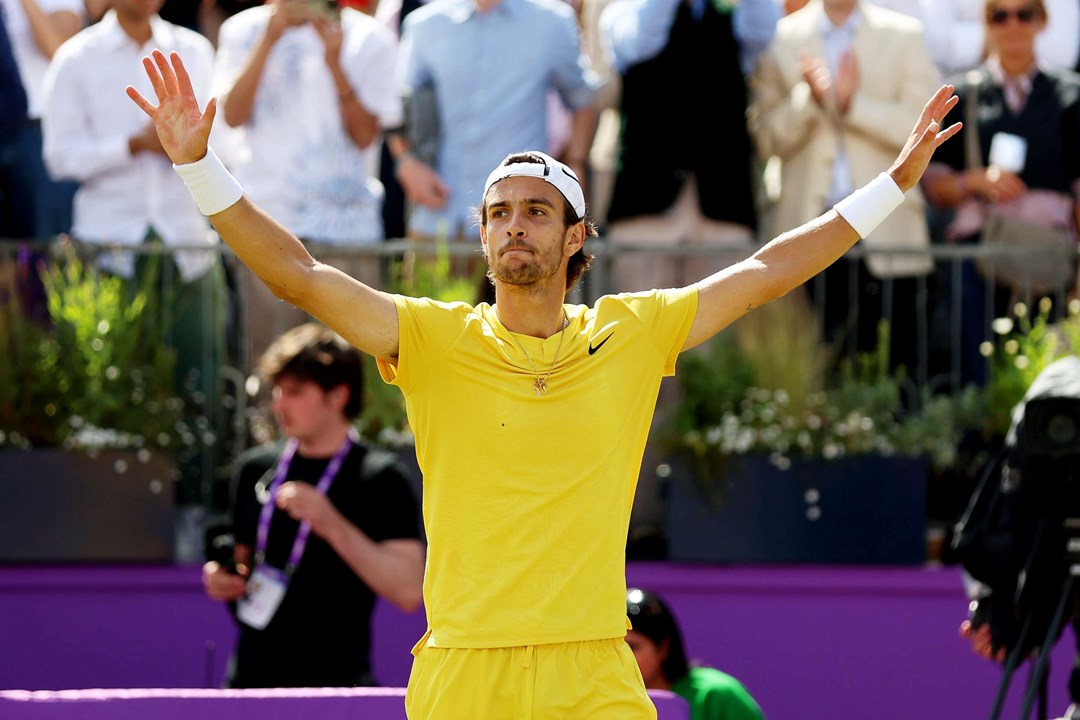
[988,7,1039,24]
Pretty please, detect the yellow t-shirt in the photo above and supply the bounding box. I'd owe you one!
[378,287,698,647]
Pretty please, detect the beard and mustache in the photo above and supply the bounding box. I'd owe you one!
[484,240,563,289]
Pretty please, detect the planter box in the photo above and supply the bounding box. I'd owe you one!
[0,449,176,562]
[662,453,927,565]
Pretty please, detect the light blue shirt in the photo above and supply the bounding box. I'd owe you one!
[820,8,859,206]
[399,0,599,237]
[601,0,779,76]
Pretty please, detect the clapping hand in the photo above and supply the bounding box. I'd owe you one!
[126,49,215,166]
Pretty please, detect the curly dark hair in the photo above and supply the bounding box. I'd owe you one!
[257,323,365,419]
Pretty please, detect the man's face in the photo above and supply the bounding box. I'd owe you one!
[270,376,342,443]
[480,176,573,288]
[110,0,165,22]
[822,0,858,16]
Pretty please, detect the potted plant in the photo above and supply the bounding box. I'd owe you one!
[659,290,985,565]
[979,298,1080,437]
[0,243,206,562]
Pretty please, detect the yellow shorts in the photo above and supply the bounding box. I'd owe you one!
[404,636,657,720]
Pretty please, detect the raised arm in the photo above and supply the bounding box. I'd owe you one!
[126,49,399,361]
[682,83,962,351]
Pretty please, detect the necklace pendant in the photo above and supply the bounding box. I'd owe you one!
[533,377,548,397]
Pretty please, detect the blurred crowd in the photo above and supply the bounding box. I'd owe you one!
[3,0,1080,383]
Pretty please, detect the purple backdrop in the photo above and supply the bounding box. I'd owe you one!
[0,562,1073,719]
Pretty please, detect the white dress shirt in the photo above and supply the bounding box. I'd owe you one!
[820,7,858,206]
[212,6,402,243]
[1,0,84,118]
[41,11,218,281]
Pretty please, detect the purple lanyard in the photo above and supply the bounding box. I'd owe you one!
[253,430,357,575]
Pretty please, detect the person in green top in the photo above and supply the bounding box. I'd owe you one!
[626,588,765,720]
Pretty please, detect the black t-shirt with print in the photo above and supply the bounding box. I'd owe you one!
[227,440,421,688]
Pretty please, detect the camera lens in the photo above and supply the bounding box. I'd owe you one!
[1045,413,1079,447]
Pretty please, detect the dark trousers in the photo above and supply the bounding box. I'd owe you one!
[125,236,229,505]
[0,119,76,240]
[947,233,1071,389]
[806,256,928,387]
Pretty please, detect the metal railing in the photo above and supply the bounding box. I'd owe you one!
[3,235,1074,511]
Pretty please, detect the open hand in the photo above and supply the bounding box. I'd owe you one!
[887,84,963,192]
[126,49,215,166]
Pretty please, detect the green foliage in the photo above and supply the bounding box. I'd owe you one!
[0,246,188,454]
[980,297,1080,438]
[389,241,485,304]
[670,292,981,473]
[357,240,483,446]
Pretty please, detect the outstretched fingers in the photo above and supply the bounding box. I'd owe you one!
[126,84,156,119]
[934,117,963,146]
[153,49,181,98]
[926,84,956,116]
[917,85,962,149]
[141,54,167,104]
[202,96,218,134]
[170,51,197,100]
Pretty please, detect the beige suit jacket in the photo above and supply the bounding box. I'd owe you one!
[750,0,941,277]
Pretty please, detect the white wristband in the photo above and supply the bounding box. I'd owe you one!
[833,172,905,239]
[173,147,244,216]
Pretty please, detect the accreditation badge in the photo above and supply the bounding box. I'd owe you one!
[236,564,289,630]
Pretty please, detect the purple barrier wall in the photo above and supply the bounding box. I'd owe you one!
[0,563,1074,720]
[0,688,690,719]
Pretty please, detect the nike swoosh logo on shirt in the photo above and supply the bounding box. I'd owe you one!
[588,333,614,355]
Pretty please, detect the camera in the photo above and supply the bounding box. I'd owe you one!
[955,356,1080,718]
[1020,396,1080,459]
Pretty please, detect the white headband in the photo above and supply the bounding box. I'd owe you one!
[483,152,586,220]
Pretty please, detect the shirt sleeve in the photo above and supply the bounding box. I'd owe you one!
[344,19,404,127]
[377,295,471,395]
[612,286,698,375]
[396,12,430,95]
[733,0,779,75]
[699,679,765,720]
[599,0,680,74]
[41,45,132,182]
[211,14,253,100]
[356,451,422,542]
[548,6,600,111]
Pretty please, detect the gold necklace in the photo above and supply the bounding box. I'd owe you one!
[508,312,568,397]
